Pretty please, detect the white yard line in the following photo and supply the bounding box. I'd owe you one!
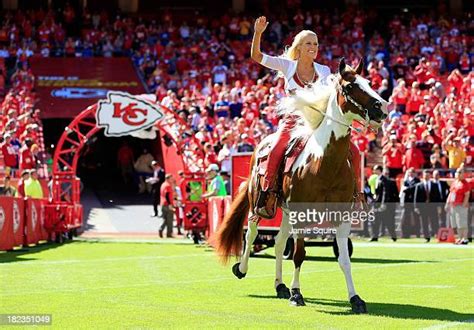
[353,242,474,249]
[1,257,473,297]
[0,253,213,267]
[397,285,455,289]
[422,318,474,330]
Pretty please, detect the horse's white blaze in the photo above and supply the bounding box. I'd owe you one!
[355,76,389,113]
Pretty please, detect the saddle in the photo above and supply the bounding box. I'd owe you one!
[257,135,309,176]
[252,133,310,219]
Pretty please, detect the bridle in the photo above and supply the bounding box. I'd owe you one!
[306,78,373,134]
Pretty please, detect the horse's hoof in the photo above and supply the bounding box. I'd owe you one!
[350,295,367,314]
[276,283,291,299]
[289,288,306,306]
[232,262,246,279]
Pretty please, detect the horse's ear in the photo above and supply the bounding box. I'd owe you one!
[338,58,346,75]
[355,58,364,75]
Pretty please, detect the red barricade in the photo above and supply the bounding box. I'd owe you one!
[183,202,207,230]
[12,198,24,247]
[0,196,15,250]
[223,196,231,215]
[24,198,40,246]
[1,197,83,251]
[207,197,224,238]
[44,204,70,233]
[72,204,83,229]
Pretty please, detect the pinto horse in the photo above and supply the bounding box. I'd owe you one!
[215,58,387,312]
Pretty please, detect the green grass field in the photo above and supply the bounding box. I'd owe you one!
[1,238,473,329]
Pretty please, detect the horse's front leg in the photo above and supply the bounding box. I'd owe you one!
[232,213,259,279]
[336,221,367,313]
[289,237,306,306]
[274,208,291,299]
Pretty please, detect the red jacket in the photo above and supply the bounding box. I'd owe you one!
[19,146,34,170]
[1,142,17,168]
[404,147,425,170]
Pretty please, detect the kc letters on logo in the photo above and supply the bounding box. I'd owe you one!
[96,91,164,136]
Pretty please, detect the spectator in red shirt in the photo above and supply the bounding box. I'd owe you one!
[383,135,404,178]
[406,82,424,115]
[19,138,34,171]
[392,79,409,113]
[1,133,18,177]
[403,140,425,170]
[445,167,471,244]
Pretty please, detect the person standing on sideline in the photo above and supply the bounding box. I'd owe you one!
[414,170,435,242]
[371,166,399,242]
[430,170,450,228]
[445,167,471,244]
[400,167,420,238]
[147,161,165,217]
[24,169,43,198]
[202,164,227,198]
[159,174,176,238]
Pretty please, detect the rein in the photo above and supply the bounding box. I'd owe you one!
[306,80,371,134]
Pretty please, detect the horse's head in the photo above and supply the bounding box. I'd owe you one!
[337,58,388,130]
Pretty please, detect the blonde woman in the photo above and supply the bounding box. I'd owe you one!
[251,16,362,217]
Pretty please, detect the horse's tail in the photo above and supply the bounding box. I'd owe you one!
[215,180,250,264]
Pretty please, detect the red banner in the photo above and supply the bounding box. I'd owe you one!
[0,197,15,251]
[183,202,207,230]
[12,198,24,247]
[231,153,283,229]
[25,198,41,245]
[207,197,224,238]
[231,153,253,199]
[30,57,146,119]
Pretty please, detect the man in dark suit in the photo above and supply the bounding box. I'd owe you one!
[371,167,399,241]
[400,167,421,238]
[147,161,166,217]
[430,170,450,228]
[414,170,435,242]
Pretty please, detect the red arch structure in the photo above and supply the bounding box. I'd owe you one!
[49,101,207,233]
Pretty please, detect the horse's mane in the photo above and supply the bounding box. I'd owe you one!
[278,75,337,130]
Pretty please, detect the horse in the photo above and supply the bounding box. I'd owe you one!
[215,58,388,313]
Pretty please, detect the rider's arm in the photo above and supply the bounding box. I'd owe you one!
[251,16,292,76]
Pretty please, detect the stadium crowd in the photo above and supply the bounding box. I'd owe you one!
[0,55,48,198]
[0,5,471,241]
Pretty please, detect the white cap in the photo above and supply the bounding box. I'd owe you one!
[206,164,219,172]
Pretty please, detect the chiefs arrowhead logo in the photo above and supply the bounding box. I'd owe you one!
[96,91,164,137]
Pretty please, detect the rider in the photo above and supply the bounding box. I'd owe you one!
[251,16,362,218]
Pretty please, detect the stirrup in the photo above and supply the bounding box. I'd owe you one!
[352,191,366,210]
[255,190,278,219]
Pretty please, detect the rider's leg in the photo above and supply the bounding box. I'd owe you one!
[262,117,296,190]
[256,116,297,218]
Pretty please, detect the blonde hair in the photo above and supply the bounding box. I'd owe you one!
[282,30,318,60]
